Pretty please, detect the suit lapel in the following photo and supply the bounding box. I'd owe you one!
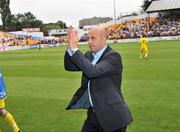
[96,45,111,64]
[86,51,94,62]
[86,45,111,64]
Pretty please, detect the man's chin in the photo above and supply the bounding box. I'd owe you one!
[90,48,98,53]
[90,48,94,51]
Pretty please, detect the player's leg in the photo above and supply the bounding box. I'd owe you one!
[139,47,143,59]
[0,99,21,132]
[144,47,148,59]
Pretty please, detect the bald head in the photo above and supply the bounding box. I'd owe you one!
[87,28,108,53]
[88,28,107,39]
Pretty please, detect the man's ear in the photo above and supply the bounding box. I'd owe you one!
[105,31,109,39]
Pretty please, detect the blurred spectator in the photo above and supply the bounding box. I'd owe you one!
[79,33,88,42]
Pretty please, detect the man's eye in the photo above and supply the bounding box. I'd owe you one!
[91,36,95,40]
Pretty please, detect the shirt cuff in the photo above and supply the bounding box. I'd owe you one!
[67,48,73,56]
[72,48,79,54]
[67,48,79,56]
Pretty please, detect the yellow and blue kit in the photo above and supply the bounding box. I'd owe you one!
[0,72,6,108]
[139,36,149,59]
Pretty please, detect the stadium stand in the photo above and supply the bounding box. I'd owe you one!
[105,17,157,39]
[146,0,180,13]
[104,0,180,40]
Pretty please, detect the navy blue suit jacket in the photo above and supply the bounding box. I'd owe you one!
[64,45,133,131]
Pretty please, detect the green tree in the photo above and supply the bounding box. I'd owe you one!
[10,12,43,31]
[0,0,12,31]
[57,20,67,29]
[42,20,67,36]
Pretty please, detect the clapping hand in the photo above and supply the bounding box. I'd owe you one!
[67,26,79,50]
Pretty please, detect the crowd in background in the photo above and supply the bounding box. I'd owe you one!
[105,18,155,39]
[0,33,67,47]
[0,35,39,47]
[105,15,180,39]
[1,15,180,47]
[148,16,180,37]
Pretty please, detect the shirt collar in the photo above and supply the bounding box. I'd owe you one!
[92,44,107,59]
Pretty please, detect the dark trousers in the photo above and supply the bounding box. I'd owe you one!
[81,107,126,132]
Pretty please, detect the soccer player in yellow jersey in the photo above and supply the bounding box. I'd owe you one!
[0,71,21,132]
[139,33,149,59]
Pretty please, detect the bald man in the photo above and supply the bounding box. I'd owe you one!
[64,27,133,132]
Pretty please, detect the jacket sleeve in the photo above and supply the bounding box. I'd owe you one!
[64,51,81,71]
[71,50,122,79]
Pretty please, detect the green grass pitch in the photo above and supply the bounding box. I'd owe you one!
[0,40,180,132]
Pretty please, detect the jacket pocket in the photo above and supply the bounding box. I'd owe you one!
[106,96,122,105]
